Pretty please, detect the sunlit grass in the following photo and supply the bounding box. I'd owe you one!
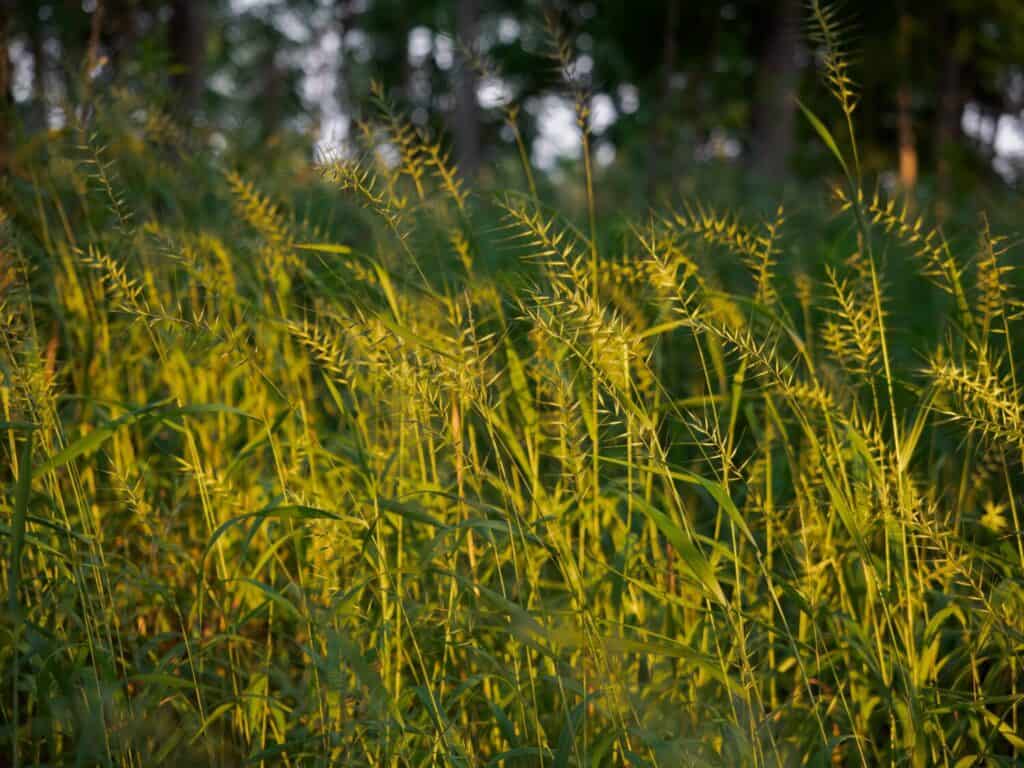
[2,9,1024,767]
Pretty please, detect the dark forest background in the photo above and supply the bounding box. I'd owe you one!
[2,0,1024,206]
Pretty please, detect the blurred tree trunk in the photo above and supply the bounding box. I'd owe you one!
[897,84,917,191]
[262,57,284,141]
[749,0,801,182]
[335,1,357,141]
[106,0,141,82]
[645,0,679,200]
[87,0,103,74]
[935,15,963,218]
[169,0,206,121]
[686,7,721,194]
[454,0,481,180]
[26,10,48,132]
[0,0,11,174]
[896,13,917,195]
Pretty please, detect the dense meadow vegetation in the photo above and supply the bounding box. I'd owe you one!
[3,7,1024,767]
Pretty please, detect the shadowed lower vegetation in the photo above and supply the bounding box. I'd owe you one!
[2,6,1024,767]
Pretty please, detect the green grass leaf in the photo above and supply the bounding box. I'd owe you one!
[7,434,32,615]
[797,98,850,181]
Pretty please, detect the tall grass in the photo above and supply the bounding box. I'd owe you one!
[2,8,1023,767]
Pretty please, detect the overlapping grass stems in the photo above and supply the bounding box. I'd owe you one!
[2,4,1024,766]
